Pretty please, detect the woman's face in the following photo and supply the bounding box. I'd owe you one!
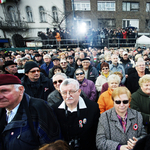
[108,80,119,90]
[54,68,62,74]
[77,59,82,66]
[61,54,66,59]
[102,66,109,74]
[75,70,85,82]
[113,94,129,117]
[141,82,150,95]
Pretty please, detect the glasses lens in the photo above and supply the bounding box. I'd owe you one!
[76,72,84,76]
[30,70,40,73]
[102,68,108,70]
[115,100,129,104]
[53,80,63,85]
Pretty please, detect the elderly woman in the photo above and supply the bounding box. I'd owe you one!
[97,74,120,114]
[95,62,111,93]
[96,87,147,150]
[75,68,97,101]
[131,75,150,134]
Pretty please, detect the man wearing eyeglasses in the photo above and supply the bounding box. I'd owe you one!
[21,61,54,101]
[60,59,75,78]
[52,78,100,150]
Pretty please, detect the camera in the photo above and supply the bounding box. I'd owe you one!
[69,138,80,150]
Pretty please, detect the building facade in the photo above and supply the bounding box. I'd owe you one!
[0,0,65,47]
[65,0,150,35]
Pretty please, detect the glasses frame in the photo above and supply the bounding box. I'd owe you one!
[29,70,40,73]
[76,72,84,76]
[61,89,79,96]
[114,100,129,105]
[53,80,63,85]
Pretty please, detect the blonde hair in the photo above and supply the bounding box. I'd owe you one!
[111,87,131,102]
[139,75,150,87]
[113,72,123,80]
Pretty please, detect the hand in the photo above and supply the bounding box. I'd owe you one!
[127,137,138,149]
[120,145,129,150]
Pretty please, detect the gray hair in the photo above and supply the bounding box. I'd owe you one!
[111,54,118,59]
[136,60,145,67]
[14,84,24,92]
[43,54,51,59]
[60,78,79,92]
[108,74,120,84]
[52,73,67,81]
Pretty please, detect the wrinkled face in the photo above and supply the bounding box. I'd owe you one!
[25,67,40,82]
[108,80,119,90]
[75,70,85,82]
[0,85,24,111]
[53,75,64,91]
[82,60,90,69]
[141,82,150,95]
[61,84,81,107]
[5,65,17,75]
[44,56,51,63]
[136,62,145,73]
[60,60,68,69]
[123,54,128,60]
[113,94,129,116]
[102,66,109,74]
[111,55,118,64]
[53,60,60,66]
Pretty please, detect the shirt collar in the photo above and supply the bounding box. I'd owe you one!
[58,96,87,113]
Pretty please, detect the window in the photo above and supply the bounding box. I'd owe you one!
[7,6,16,22]
[122,19,139,29]
[146,3,150,12]
[39,6,46,22]
[52,6,58,22]
[74,2,90,11]
[97,1,115,11]
[98,19,116,28]
[146,19,150,29]
[26,6,33,22]
[122,2,139,11]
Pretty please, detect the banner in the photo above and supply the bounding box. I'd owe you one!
[0,0,6,4]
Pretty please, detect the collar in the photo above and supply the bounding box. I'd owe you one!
[58,96,87,113]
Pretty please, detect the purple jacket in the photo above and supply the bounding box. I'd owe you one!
[78,78,97,101]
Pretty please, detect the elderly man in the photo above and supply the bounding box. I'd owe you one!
[0,74,60,150]
[52,78,100,150]
[40,54,54,76]
[47,73,67,106]
[82,58,99,83]
[126,60,150,93]
[21,61,54,100]
[109,54,126,84]
[60,59,75,78]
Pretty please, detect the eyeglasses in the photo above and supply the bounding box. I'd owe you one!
[61,62,67,64]
[102,67,109,70]
[76,72,84,76]
[82,61,90,64]
[29,70,40,73]
[53,80,63,85]
[61,89,79,95]
[114,100,129,105]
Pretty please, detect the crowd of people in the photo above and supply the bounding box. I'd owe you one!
[0,45,150,150]
[38,27,138,48]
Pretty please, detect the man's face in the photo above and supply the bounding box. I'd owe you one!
[44,56,51,63]
[29,50,33,55]
[61,84,81,107]
[111,55,118,64]
[0,85,24,111]
[5,65,17,74]
[53,60,60,66]
[136,62,145,73]
[82,60,90,69]
[25,67,40,82]
[123,54,128,60]
[35,56,42,62]
[25,49,29,54]
[119,50,123,56]
[60,60,68,69]
[67,57,73,64]
[53,75,65,91]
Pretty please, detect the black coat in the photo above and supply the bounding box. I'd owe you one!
[52,98,100,150]
[66,65,75,78]
[21,73,54,101]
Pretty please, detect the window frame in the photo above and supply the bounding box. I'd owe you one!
[26,6,34,23]
[122,2,139,12]
[97,1,116,11]
[39,6,46,23]
[74,2,91,11]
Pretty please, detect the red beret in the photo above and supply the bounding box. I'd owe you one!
[0,74,21,86]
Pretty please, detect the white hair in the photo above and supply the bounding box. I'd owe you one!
[43,54,51,59]
[14,84,24,92]
[52,73,67,81]
[108,74,120,84]
[60,78,79,92]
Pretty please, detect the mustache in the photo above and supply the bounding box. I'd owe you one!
[66,97,73,100]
